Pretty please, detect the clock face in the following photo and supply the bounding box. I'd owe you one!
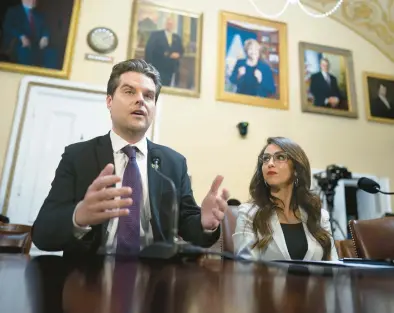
[87,27,118,54]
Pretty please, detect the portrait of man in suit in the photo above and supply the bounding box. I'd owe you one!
[301,45,356,116]
[129,2,202,97]
[145,16,183,87]
[300,42,357,118]
[367,75,394,122]
[0,0,77,73]
[309,58,343,108]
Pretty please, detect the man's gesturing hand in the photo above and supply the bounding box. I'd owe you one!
[74,164,132,227]
[200,175,230,231]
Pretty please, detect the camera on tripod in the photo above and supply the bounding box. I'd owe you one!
[314,164,352,193]
[313,165,352,239]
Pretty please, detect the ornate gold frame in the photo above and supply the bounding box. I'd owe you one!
[363,71,394,125]
[0,0,81,79]
[128,1,203,98]
[216,11,288,110]
[299,41,358,118]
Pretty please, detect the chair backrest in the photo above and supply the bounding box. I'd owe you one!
[349,217,394,259]
[222,205,239,253]
[0,223,32,254]
[335,239,357,258]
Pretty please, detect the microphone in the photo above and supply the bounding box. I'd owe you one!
[138,149,187,260]
[357,177,394,195]
[150,152,179,244]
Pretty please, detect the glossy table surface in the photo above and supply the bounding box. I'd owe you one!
[1,254,394,313]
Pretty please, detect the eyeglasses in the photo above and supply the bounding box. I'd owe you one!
[259,152,289,164]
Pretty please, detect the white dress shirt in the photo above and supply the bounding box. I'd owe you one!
[73,130,154,253]
[322,71,331,85]
[379,95,391,110]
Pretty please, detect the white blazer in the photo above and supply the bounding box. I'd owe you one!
[232,203,339,261]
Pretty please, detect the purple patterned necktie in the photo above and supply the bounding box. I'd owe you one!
[116,146,142,255]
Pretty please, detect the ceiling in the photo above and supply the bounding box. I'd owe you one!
[303,0,394,62]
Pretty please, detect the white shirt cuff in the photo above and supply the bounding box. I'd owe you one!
[72,202,92,239]
[203,227,218,234]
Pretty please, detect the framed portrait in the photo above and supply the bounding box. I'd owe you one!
[128,1,203,98]
[216,11,288,110]
[299,42,358,118]
[0,0,81,78]
[363,72,394,124]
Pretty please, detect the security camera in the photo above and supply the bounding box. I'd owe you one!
[237,122,249,137]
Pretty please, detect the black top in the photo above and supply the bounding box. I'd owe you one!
[280,223,308,260]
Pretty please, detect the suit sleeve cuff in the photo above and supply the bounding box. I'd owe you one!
[72,202,92,239]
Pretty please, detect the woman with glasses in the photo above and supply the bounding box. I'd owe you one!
[233,137,338,261]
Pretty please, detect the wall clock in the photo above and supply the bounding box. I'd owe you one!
[87,27,118,54]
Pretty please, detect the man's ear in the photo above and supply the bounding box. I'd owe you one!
[106,95,112,110]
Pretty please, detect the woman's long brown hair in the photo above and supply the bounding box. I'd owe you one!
[248,137,332,260]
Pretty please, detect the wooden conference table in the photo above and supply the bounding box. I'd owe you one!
[1,253,394,313]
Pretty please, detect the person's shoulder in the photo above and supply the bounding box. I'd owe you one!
[149,141,185,162]
[65,134,108,154]
[238,202,259,217]
[310,72,320,79]
[151,30,164,36]
[6,5,22,14]
[258,59,271,69]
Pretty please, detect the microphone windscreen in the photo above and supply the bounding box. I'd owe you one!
[357,177,381,194]
[150,148,162,163]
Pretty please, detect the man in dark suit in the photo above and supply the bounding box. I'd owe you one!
[1,0,57,68]
[370,83,394,119]
[144,17,184,86]
[32,59,229,257]
[309,58,343,108]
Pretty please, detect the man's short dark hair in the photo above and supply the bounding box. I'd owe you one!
[107,59,162,102]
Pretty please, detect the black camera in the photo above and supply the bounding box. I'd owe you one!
[314,164,352,192]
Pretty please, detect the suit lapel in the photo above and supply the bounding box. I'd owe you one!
[147,140,163,239]
[271,213,291,260]
[300,209,315,260]
[95,132,115,241]
[95,132,114,173]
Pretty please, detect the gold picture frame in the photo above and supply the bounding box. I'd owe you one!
[0,0,81,79]
[299,42,358,118]
[216,11,288,110]
[128,1,203,98]
[363,71,394,125]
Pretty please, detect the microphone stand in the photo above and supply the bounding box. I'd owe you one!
[322,187,347,240]
[138,160,184,260]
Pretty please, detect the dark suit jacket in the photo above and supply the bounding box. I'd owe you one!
[1,5,49,49]
[309,72,342,107]
[31,133,219,256]
[371,97,394,119]
[144,30,183,81]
